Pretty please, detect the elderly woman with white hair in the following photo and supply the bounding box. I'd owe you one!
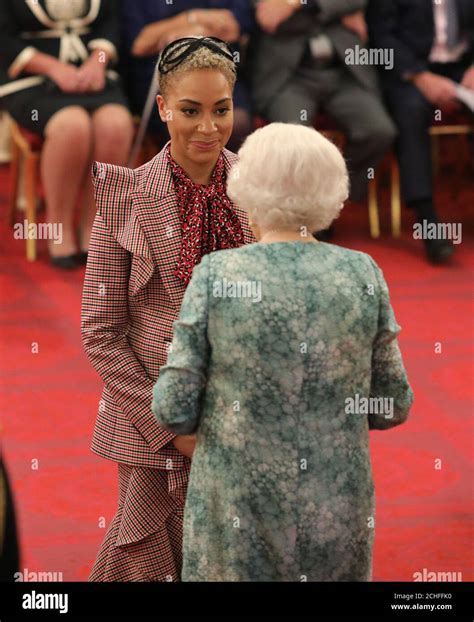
[152,122,414,582]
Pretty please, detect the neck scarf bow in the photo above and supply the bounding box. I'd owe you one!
[167,144,245,286]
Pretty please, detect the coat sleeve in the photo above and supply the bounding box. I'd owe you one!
[152,254,210,435]
[119,0,157,54]
[368,257,414,430]
[87,0,120,63]
[228,0,256,36]
[315,0,367,24]
[0,0,38,78]
[81,170,177,454]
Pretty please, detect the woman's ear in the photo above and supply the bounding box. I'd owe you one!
[156,95,169,123]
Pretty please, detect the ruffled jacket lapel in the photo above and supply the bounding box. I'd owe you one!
[91,142,254,310]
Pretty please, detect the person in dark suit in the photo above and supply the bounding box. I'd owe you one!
[367,0,474,264]
[0,0,134,268]
[247,0,397,204]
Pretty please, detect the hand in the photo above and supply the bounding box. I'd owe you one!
[157,24,207,51]
[132,19,175,56]
[256,0,300,35]
[461,65,474,91]
[76,50,107,92]
[47,61,81,93]
[172,434,196,459]
[412,71,458,108]
[193,9,241,42]
[341,11,368,43]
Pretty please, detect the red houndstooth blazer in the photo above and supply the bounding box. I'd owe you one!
[81,141,255,473]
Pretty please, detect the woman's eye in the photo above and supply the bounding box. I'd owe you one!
[182,109,198,116]
[216,108,230,115]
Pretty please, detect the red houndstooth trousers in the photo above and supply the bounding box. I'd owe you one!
[89,461,191,582]
[81,145,254,581]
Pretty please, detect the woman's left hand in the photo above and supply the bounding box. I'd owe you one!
[157,24,207,50]
[76,50,107,92]
[172,434,197,458]
[341,11,369,44]
[256,0,300,35]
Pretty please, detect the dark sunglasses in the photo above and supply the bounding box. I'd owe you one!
[157,36,236,75]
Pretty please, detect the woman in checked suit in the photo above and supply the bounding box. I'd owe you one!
[81,36,255,581]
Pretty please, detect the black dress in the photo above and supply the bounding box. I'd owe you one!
[0,0,129,135]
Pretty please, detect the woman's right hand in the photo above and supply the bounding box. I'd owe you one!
[172,434,196,459]
[47,61,81,93]
[193,9,240,42]
[341,10,368,44]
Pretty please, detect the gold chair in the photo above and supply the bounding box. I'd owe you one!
[6,115,43,261]
[389,119,474,235]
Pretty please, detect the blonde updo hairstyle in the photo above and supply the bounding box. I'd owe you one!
[157,37,237,100]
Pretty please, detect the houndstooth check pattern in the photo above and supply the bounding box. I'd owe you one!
[81,141,255,581]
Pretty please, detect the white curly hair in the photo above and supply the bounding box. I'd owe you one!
[227,123,350,233]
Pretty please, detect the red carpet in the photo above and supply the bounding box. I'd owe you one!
[1,161,473,582]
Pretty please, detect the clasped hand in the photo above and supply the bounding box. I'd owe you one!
[47,52,106,93]
[172,434,196,459]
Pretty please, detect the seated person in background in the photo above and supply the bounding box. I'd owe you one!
[121,0,255,151]
[0,0,134,269]
[367,0,474,264]
[247,0,396,206]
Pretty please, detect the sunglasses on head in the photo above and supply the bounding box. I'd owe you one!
[157,36,236,75]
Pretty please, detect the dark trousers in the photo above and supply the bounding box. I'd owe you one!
[0,458,20,580]
[385,57,472,205]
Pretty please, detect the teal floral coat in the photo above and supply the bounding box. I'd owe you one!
[152,241,413,582]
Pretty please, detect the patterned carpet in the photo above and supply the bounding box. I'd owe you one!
[1,157,473,582]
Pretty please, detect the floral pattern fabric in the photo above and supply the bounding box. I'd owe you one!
[152,241,414,581]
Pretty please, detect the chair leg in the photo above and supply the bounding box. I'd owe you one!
[390,156,402,238]
[7,140,21,227]
[368,177,380,239]
[25,154,38,262]
[454,135,469,199]
[431,134,440,175]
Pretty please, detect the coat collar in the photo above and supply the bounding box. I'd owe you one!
[128,141,254,310]
[25,0,101,27]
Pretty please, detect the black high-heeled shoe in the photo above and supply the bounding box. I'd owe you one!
[76,251,88,265]
[49,254,80,269]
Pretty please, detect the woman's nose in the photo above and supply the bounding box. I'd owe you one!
[197,115,217,133]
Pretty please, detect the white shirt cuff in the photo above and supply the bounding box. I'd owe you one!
[88,39,118,64]
[8,46,38,79]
